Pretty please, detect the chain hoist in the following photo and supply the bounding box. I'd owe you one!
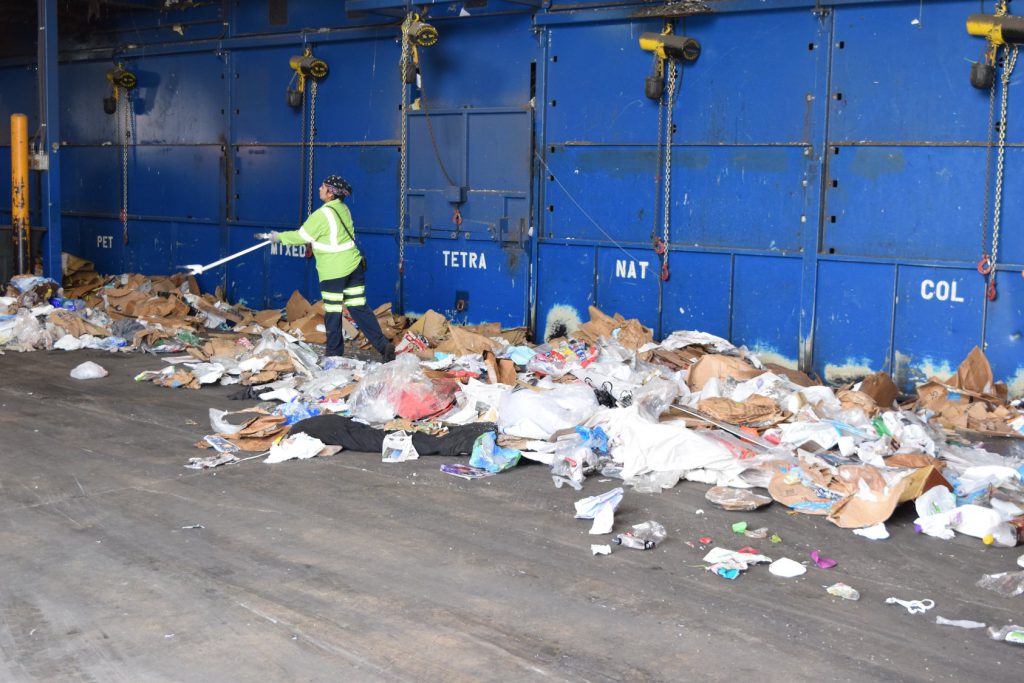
[398,12,442,275]
[968,1,1024,300]
[980,45,1018,301]
[104,64,136,244]
[639,26,699,282]
[287,47,329,231]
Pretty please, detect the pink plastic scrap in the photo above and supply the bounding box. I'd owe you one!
[811,550,837,569]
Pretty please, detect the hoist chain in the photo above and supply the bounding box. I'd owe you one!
[989,45,1017,273]
[120,89,130,245]
[980,48,998,267]
[983,0,1015,299]
[653,55,666,250]
[305,79,319,218]
[398,24,411,274]
[660,59,679,281]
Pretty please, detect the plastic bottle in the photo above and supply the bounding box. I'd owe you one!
[989,625,1024,644]
[612,521,667,550]
[952,505,1019,547]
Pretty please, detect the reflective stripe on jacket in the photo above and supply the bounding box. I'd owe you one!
[279,199,362,281]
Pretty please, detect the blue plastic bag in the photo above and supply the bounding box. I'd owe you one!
[469,432,521,473]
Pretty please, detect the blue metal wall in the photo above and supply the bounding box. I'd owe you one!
[2,0,1022,392]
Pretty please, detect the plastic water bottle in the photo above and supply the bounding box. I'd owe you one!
[612,521,667,550]
[952,505,1019,547]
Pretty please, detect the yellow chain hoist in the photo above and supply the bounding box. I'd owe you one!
[285,48,330,230]
[401,13,438,84]
[640,26,700,100]
[639,24,700,282]
[103,63,136,244]
[287,47,329,108]
[968,2,1024,300]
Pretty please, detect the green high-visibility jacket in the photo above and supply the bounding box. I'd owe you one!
[279,199,363,281]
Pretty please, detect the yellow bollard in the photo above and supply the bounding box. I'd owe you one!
[10,113,29,275]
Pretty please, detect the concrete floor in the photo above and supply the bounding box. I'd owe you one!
[0,349,1021,682]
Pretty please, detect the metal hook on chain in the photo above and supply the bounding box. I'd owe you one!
[987,276,998,301]
[978,254,994,275]
[452,207,463,228]
[652,235,667,255]
[660,260,670,281]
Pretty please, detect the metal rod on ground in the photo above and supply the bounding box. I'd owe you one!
[667,403,773,451]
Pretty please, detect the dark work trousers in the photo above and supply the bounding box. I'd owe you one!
[320,266,389,357]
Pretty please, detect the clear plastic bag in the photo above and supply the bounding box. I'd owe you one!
[11,309,50,350]
[976,571,1024,597]
[348,353,454,424]
[705,485,773,511]
[347,353,420,424]
[631,377,679,422]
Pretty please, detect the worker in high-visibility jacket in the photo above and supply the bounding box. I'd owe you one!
[263,175,395,362]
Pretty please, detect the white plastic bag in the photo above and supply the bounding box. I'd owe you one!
[498,383,599,439]
[382,431,419,463]
[70,361,108,380]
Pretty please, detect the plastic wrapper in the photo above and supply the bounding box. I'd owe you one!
[274,399,321,425]
[70,361,108,379]
[631,377,679,422]
[498,383,599,440]
[469,432,520,473]
[8,309,51,350]
[526,339,598,378]
[208,408,247,435]
[630,470,682,493]
[976,571,1024,597]
[705,486,773,511]
[298,368,358,400]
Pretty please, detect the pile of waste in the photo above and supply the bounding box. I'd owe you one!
[5,259,1024,643]
[176,302,1024,552]
[0,253,406,359]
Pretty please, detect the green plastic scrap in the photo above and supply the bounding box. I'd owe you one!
[731,521,748,534]
[872,416,891,437]
[770,534,782,544]
[176,330,202,346]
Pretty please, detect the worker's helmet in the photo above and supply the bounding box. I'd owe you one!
[323,175,352,199]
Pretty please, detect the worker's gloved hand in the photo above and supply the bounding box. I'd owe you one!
[256,231,281,244]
